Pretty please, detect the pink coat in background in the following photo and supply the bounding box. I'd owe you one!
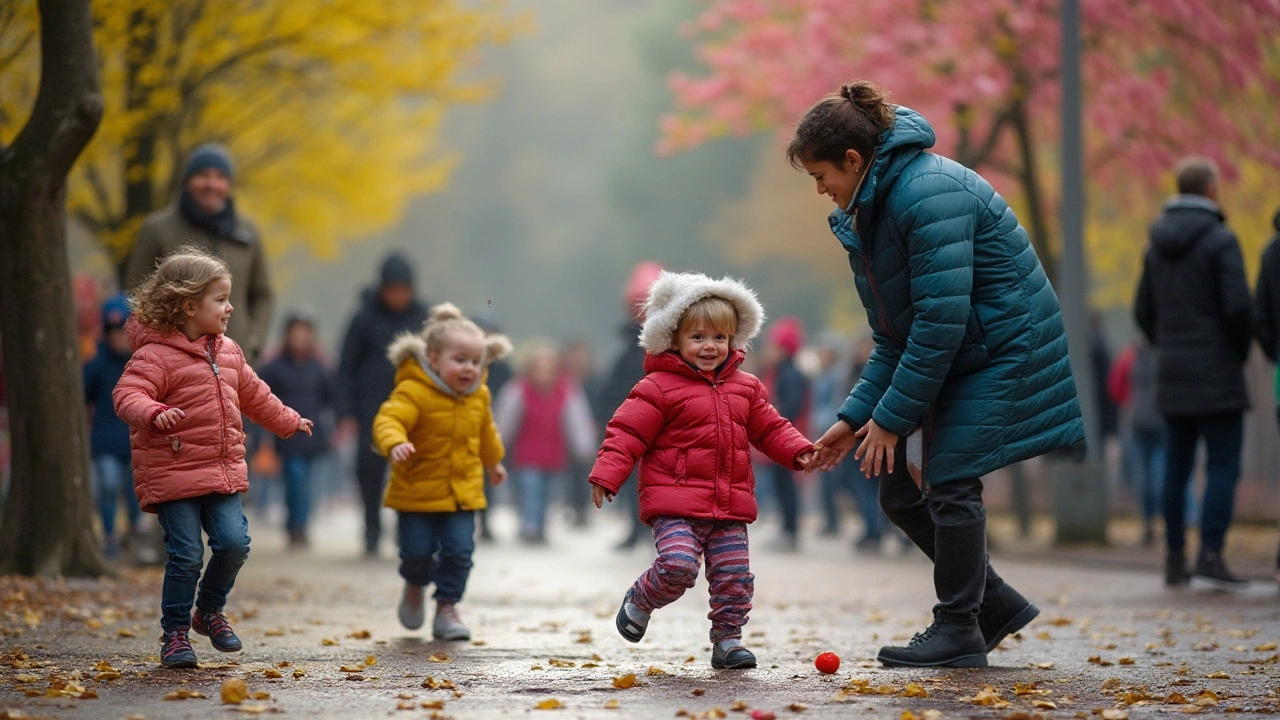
[112,318,300,512]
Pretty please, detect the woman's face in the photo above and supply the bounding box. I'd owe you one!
[800,150,865,210]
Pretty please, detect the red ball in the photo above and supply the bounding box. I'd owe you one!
[814,651,840,674]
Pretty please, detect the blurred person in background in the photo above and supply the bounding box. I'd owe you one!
[83,294,144,560]
[494,341,595,544]
[1108,336,1167,546]
[337,252,428,557]
[471,310,514,542]
[811,337,854,537]
[563,337,599,528]
[1251,205,1280,585]
[258,311,336,550]
[596,261,663,550]
[760,317,809,552]
[1135,156,1252,589]
[123,143,273,364]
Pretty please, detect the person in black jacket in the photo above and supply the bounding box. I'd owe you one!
[1251,206,1280,586]
[259,311,336,549]
[337,253,428,557]
[761,317,810,552]
[1134,156,1252,589]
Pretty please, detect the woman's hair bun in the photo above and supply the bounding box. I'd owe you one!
[428,302,464,323]
[838,81,894,128]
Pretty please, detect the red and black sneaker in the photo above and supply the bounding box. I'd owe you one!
[192,609,243,652]
[160,627,198,668]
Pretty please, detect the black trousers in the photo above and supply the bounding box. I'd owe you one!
[877,440,1001,624]
[355,422,389,549]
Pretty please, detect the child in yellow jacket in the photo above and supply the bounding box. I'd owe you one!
[373,303,511,639]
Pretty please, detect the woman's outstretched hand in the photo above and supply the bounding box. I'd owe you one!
[809,420,859,472]
[853,419,896,477]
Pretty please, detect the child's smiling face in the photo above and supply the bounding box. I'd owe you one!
[673,320,731,373]
[430,329,485,394]
[183,276,233,339]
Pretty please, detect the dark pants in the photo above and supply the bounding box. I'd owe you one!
[1163,412,1243,554]
[568,459,592,526]
[155,493,251,632]
[878,441,998,625]
[771,464,799,538]
[281,454,313,535]
[821,458,886,538]
[398,511,476,603]
[356,423,389,550]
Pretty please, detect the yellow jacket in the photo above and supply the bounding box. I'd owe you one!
[373,334,507,513]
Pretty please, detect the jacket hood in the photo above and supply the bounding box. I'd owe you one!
[836,105,936,232]
[643,348,746,382]
[360,286,426,318]
[125,316,221,359]
[386,331,511,397]
[1150,195,1225,259]
[638,271,765,354]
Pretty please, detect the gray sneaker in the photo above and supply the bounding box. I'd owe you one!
[398,585,425,630]
[710,639,756,669]
[433,603,470,641]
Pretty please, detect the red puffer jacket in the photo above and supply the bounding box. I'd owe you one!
[589,349,812,524]
[112,318,300,512]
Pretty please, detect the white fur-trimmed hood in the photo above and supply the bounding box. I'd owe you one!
[386,332,513,370]
[638,271,765,354]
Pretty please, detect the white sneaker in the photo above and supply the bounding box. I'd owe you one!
[398,585,425,630]
[432,603,470,641]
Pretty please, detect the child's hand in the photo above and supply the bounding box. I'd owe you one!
[487,463,508,486]
[591,484,614,509]
[297,417,314,436]
[796,449,816,470]
[390,442,415,463]
[153,407,185,430]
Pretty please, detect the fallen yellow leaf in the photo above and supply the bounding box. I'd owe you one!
[263,668,283,679]
[321,638,338,646]
[163,689,207,700]
[94,661,115,672]
[348,629,371,639]
[339,665,364,673]
[534,698,563,710]
[117,628,135,638]
[1036,661,1055,669]
[1034,700,1058,709]
[292,668,305,679]
[613,674,637,689]
[646,666,667,676]
[1101,711,1129,720]
[604,699,620,709]
[421,699,445,710]
[221,677,249,705]
[731,700,749,711]
[1204,672,1229,679]
[264,629,285,637]
[428,653,450,663]
[1118,657,1135,665]
[236,704,268,714]
[252,691,270,700]
[365,655,376,667]
[788,702,808,712]
[902,683,928,698]
[1194,690,1220,707]
[1255,642,1277,652]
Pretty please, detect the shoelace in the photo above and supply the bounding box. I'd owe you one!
[163,630,194,655]
[907,624,939,647]
[203,612,234,638]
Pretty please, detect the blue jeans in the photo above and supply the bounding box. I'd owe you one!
[1163,412,1243,554]
[770,464,799,537]
[398,511,475,602]
[92,455,140,537]
[281,455,313,535]
[155,493,251,631]
[516,467,553,537]
[1123,432,1166,523]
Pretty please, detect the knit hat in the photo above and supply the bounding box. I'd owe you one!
[379,252,415,288]
[101,293,131,332]
[183,143,235,182]
[767,316,806,356]
[638,271,764,354]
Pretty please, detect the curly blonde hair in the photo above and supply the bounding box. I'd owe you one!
[423,302,513,362]
[130,247,231,333]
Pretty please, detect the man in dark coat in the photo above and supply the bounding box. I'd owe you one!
[1135,156,1252,589]
[337,253,428,556]
[1251,206,1280,586]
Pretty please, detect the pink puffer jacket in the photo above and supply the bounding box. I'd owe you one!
[112,318,300,512]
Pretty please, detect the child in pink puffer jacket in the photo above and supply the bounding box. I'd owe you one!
[113,248,312,669]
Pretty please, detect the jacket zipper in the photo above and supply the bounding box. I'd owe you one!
[711,380,725,512]
[861,248,899,344]
[207,337,230,492]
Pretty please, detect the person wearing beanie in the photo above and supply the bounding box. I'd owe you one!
[123,143,273,364]
[760,316,810,552]
[83,293,144,559]
[337,252,428,557]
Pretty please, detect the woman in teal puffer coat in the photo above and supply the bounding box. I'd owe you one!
[799,82,1085,669]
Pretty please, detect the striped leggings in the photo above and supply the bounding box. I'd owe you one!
[630,515,753,643]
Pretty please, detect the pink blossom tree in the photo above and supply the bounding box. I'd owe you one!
[660,0,1280,281]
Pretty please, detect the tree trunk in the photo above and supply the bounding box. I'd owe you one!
[1010,101,1058,285]
[0,0,109,576]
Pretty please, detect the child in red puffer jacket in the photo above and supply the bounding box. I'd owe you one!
[114,248,312,670]
[588,271,813,670]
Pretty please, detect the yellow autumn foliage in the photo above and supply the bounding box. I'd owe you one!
[0,0,523,264]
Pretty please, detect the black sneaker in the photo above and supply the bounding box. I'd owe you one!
[1165,551,1189,587]
[160,628,198,669]
[711,641,757,669]
[877,620,988,668]
[1193,550,1248,591]
[615,590,648,643]
[978,583,1040,652]
[192,609,243,652]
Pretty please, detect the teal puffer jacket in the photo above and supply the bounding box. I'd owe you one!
[832,107,1084,485]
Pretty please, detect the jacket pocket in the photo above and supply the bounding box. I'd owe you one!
[674,449,688,484]
[948,309,993,379]
[148,434,183,455]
